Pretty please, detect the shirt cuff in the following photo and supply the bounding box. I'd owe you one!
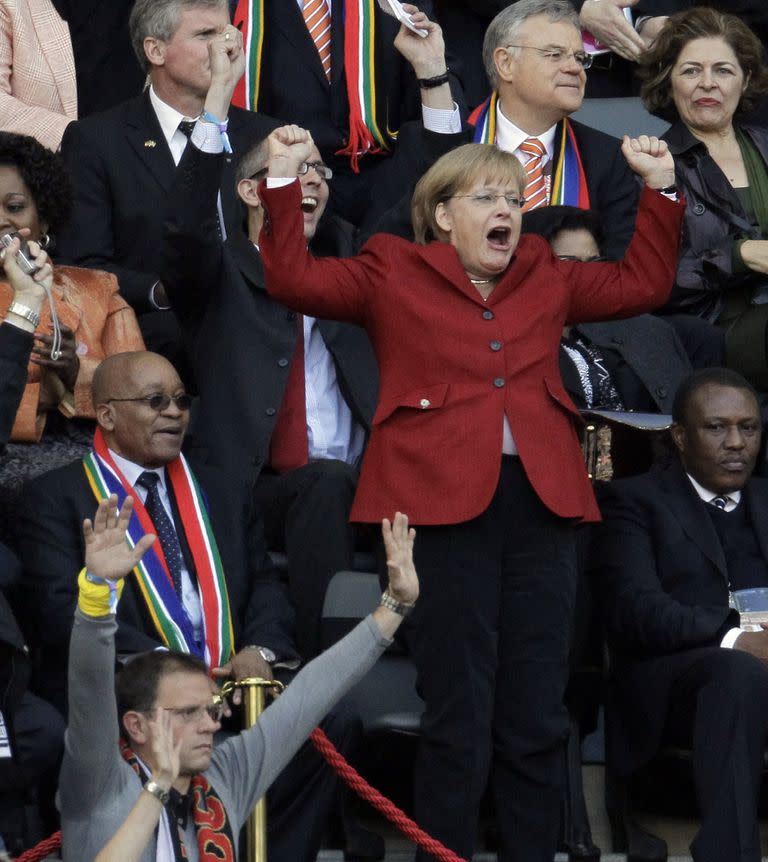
[720,627,743,649]
[422,103,462,135]
[190,120,224,154]
[265,177,299,189]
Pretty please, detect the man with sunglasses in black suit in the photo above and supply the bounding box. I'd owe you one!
[15,350,364,862]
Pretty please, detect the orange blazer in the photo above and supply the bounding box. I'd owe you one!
[0,265,144,442]
[260,183,685,526]
[0,0,77,150]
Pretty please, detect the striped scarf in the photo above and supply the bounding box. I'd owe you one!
[83,429,234,667]
[469,94,591,208]
[121,741,235,862]
[233,0,388,172]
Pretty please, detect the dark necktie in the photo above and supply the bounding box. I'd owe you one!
[177,119,196,138]
[136,471,185,597]
[711,495,731,510]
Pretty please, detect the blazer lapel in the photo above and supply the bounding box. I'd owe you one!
[662,464,728,578]
[125,93,176,191]
[28,0,77,117]
[273,0,331,89]
[227,233,266,290]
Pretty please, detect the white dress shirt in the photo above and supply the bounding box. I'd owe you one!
[109,449,203,641]
[685,472,744,649]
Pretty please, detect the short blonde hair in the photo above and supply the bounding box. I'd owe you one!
[411,144,527,244]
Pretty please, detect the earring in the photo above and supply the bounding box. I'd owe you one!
[39,234,51,250]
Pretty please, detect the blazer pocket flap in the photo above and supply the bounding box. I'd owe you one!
[544,376,582,421]
[373,382,450,425]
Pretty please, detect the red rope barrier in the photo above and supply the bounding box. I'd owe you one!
[15,731,466,862]
[310,727,468,862]
[12,831,61,862]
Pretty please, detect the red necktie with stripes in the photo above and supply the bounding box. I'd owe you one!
[520,137,548,212]
[303,0,332,82]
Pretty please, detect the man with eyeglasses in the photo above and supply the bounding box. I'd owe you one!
[157,12,424,665]
[426,0,642,260]
[60,492,418,862]
[17,350,366,862]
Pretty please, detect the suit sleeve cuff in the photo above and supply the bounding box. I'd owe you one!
[422,103,462,135]
[720,627,744,649]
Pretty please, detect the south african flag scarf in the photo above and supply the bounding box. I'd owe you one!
[83,428,234,667]
[469,93,591,208]
[121,741,236,862]
[233,0,389,172]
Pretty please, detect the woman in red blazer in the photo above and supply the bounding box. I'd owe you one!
[259,127,684,862]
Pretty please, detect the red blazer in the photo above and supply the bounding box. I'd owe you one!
[260,184,685,526]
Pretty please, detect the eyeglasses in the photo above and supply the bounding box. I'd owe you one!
[451,193,526,209]
[155,700,225,724]
[106,394,193,411]
[556,255,607,262]
[503,44,593,70]
[297,161,333,180]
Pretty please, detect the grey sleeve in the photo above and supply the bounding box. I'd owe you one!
[209,614,391,827]
[59,610,125,816]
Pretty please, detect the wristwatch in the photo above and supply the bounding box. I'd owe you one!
[242,644,276,664]
[144,779,170,805]
[380,590,415,617]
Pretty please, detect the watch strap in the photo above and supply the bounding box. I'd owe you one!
[144,779,170,805]
[380,589,415,617]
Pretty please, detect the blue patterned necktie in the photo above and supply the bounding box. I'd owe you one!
[136,471,184,597]
[711,495,731,511]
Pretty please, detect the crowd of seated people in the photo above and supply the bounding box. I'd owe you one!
[4,0,768,861]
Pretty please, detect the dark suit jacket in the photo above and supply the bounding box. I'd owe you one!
[260,181,684,525]
[0,324,32,447]
[560,315,692,413]
[161,144,378,484]
[234,0,462,163]
[57,91,279,314]
[590,463,768,771]
[17,458,298,713]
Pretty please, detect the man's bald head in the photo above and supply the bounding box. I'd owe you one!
[93,352,190,468]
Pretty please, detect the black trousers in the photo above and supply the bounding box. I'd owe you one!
[253,460,358,659]
[403,457,577,862]
[661,647,768,862]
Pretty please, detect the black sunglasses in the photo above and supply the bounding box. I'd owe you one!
[106,394,193,412]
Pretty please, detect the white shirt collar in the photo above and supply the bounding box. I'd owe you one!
[494,102,557,163]
[686,472,742,510]
[148,85,197,148]
[109,448,166,492]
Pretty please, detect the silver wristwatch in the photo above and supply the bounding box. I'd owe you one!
[144,779,170,805]
[7,301,41,328]
[242,644,276,664]
[380,589,415,617]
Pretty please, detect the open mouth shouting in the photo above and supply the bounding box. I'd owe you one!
[300,196,319,213]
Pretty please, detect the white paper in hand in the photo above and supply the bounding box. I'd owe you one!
[376,0,428,38]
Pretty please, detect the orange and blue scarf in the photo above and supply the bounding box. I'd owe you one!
[469,93,591,208]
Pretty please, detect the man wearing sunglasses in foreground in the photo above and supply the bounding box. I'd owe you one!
[17,350,366,862]
[60,493,417,862]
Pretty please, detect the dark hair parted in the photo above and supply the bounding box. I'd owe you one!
[671,367,759,424]
[0,132,72,234]
[638,7,768,122]
[521,205,604,248]
[116,649,208,733]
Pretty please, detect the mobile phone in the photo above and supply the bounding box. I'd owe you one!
[0,233,37,276]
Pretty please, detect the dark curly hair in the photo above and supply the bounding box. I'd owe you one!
[638,7,768,122]
[0,132,72,235]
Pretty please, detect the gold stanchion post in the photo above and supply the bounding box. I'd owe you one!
[218,677,285,862]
